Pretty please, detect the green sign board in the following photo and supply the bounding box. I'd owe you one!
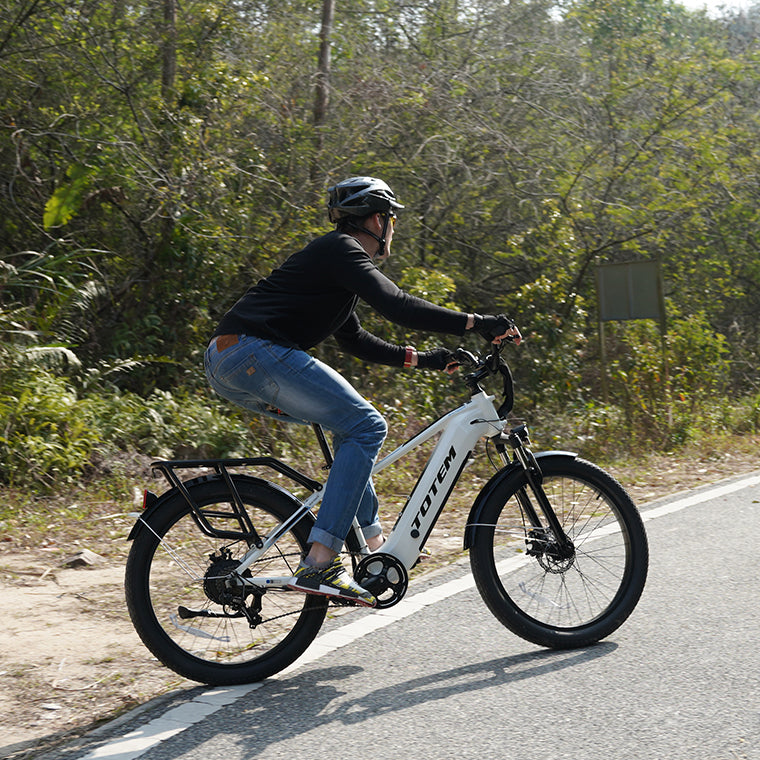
[595,260,667,402]
[596,260,665,326]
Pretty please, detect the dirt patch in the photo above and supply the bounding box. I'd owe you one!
[0,548,192,756]
[1,440,758,758]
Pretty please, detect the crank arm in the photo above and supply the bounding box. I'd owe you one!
[241,575,294,589]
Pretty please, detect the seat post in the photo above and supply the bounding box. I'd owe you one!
[312,423,334,469]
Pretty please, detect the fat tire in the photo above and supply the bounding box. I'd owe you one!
[125,477,327,685]
[470,457,648,649]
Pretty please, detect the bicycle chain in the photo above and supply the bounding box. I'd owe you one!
[235,549,370,627]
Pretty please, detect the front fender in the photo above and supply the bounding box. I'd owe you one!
[463,450,577,550]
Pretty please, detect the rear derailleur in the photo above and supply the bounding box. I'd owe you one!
[177,548,263,627]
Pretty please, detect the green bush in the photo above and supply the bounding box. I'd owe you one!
[0,363,260,489]
[508,275,589,412]
[586,312,731,451]
[91,388,257,460]
[0,370,102,487]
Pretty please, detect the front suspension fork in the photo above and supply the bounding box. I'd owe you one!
[494,425,574,551]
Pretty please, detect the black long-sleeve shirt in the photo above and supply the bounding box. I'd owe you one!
[212,231,468,366]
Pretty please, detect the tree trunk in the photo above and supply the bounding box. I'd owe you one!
[161,0,176,103]
[311,0,335,181]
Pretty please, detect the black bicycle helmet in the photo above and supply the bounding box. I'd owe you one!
[327,176,404,223]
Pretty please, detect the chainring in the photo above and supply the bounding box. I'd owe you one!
[354,552,409,609]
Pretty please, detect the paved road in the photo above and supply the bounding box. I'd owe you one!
[49,474,760,760]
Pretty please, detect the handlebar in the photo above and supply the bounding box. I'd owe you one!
[453,340,515,419]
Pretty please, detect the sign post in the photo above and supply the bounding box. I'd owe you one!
[595,260,667,405]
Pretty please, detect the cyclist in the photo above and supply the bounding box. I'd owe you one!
[205,176,520,607]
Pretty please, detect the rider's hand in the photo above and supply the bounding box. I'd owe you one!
[417,348,459,372]
[473,314,522,345]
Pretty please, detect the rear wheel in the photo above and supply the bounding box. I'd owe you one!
[470,457,648,648]
[125,476,327,685]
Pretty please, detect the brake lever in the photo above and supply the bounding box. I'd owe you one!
[453,347,479,366]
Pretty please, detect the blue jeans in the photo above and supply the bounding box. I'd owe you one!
[204,335,387,552]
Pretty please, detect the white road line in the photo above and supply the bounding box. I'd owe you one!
[638,474,760,521]
[78,472,760,760]
[81,684,264,760]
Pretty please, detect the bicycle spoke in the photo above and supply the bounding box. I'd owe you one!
[470,457,647,647]
[125,479,327,683]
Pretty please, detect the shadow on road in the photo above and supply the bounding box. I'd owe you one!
[221,642,618,757]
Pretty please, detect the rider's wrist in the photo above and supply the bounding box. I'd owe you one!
[467,313,482,330]
[403,346,418,368]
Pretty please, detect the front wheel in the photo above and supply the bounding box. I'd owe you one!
[470,457,648,649]
[125,476,327,685]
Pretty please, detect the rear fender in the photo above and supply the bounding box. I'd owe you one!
[463,451,577,550]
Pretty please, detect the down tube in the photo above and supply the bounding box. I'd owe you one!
[383,411,496,568]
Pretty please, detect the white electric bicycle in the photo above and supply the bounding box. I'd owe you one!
[125,341,648,685]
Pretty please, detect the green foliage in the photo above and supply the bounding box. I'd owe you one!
[0,349,257,490]
[510,274,589,411]
[43,164,93,229]
[586,312,732,453]
[0,370,101,488]
[91,389,256,461]
[397,267,459,310]
[4,0,760,490]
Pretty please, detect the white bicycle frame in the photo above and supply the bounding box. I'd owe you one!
[236,388,507,588]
